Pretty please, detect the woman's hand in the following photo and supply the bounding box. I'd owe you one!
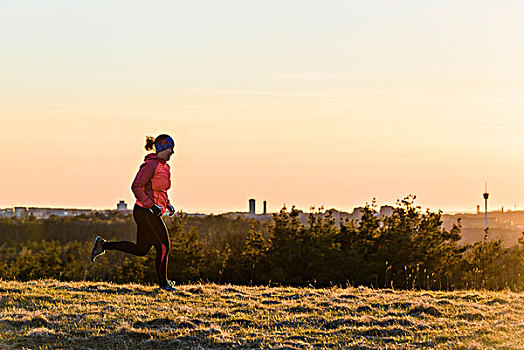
[150,204,163,217]
[167,203,175,216]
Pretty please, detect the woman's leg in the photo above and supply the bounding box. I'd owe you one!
[144,213,171,288]
[102,204,153,256]
[96,203,170,288]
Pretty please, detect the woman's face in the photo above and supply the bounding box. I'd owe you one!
[157,147,174,161]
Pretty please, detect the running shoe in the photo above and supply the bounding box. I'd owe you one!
[159,285,177,292]
[90,236,106,262]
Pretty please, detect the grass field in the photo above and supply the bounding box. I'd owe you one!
[0,280,523,349]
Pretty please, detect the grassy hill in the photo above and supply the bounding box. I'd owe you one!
[0,280,523,349]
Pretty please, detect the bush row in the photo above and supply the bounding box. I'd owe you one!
[1,196,523,290]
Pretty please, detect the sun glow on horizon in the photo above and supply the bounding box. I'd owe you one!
[2,1,524,214]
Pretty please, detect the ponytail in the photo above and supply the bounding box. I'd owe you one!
[144,136,155,151]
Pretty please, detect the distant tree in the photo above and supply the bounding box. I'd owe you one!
[242,222,270,284]
[168,213,204,282]
[266,206,306,284]
[60,241,90,281]
[338,201,382,286]
[15,240,62,281]
[302,208,342,285]
[116,256,148,284]
[459,240,503,289]
[378,196,462,289]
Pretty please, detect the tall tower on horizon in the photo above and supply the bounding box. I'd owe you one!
[249,199,255,216]
[483,182,489,240]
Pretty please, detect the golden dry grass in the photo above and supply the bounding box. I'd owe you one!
[0,280,523,349]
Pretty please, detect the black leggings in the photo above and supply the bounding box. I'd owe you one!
[103,204,170,288]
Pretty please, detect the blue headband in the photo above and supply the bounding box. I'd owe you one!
[154,136,175,152]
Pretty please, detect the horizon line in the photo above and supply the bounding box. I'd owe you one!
[1,204,520,216]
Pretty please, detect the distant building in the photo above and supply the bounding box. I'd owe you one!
[326,208,341,222]
[1,208,14,218]
[380,205,394,217]
[117,200,127,211]
[0,206,94,219]
[263,200,267,215]
[14,207,28,218]
[351,207,365,220]
[249,199,255,215]
[29,208,50,219]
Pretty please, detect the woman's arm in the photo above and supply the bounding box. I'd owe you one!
[131,161,157,208]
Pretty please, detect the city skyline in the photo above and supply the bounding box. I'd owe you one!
[2,1,524,214]
[0,194,516,216]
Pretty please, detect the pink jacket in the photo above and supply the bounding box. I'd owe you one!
[131,153,171,214]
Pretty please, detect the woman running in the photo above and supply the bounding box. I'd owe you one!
[90,134,176,291]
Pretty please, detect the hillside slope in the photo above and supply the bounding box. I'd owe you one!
[0,280,523,349]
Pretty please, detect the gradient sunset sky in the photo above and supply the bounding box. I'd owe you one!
[2,1,524,214]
